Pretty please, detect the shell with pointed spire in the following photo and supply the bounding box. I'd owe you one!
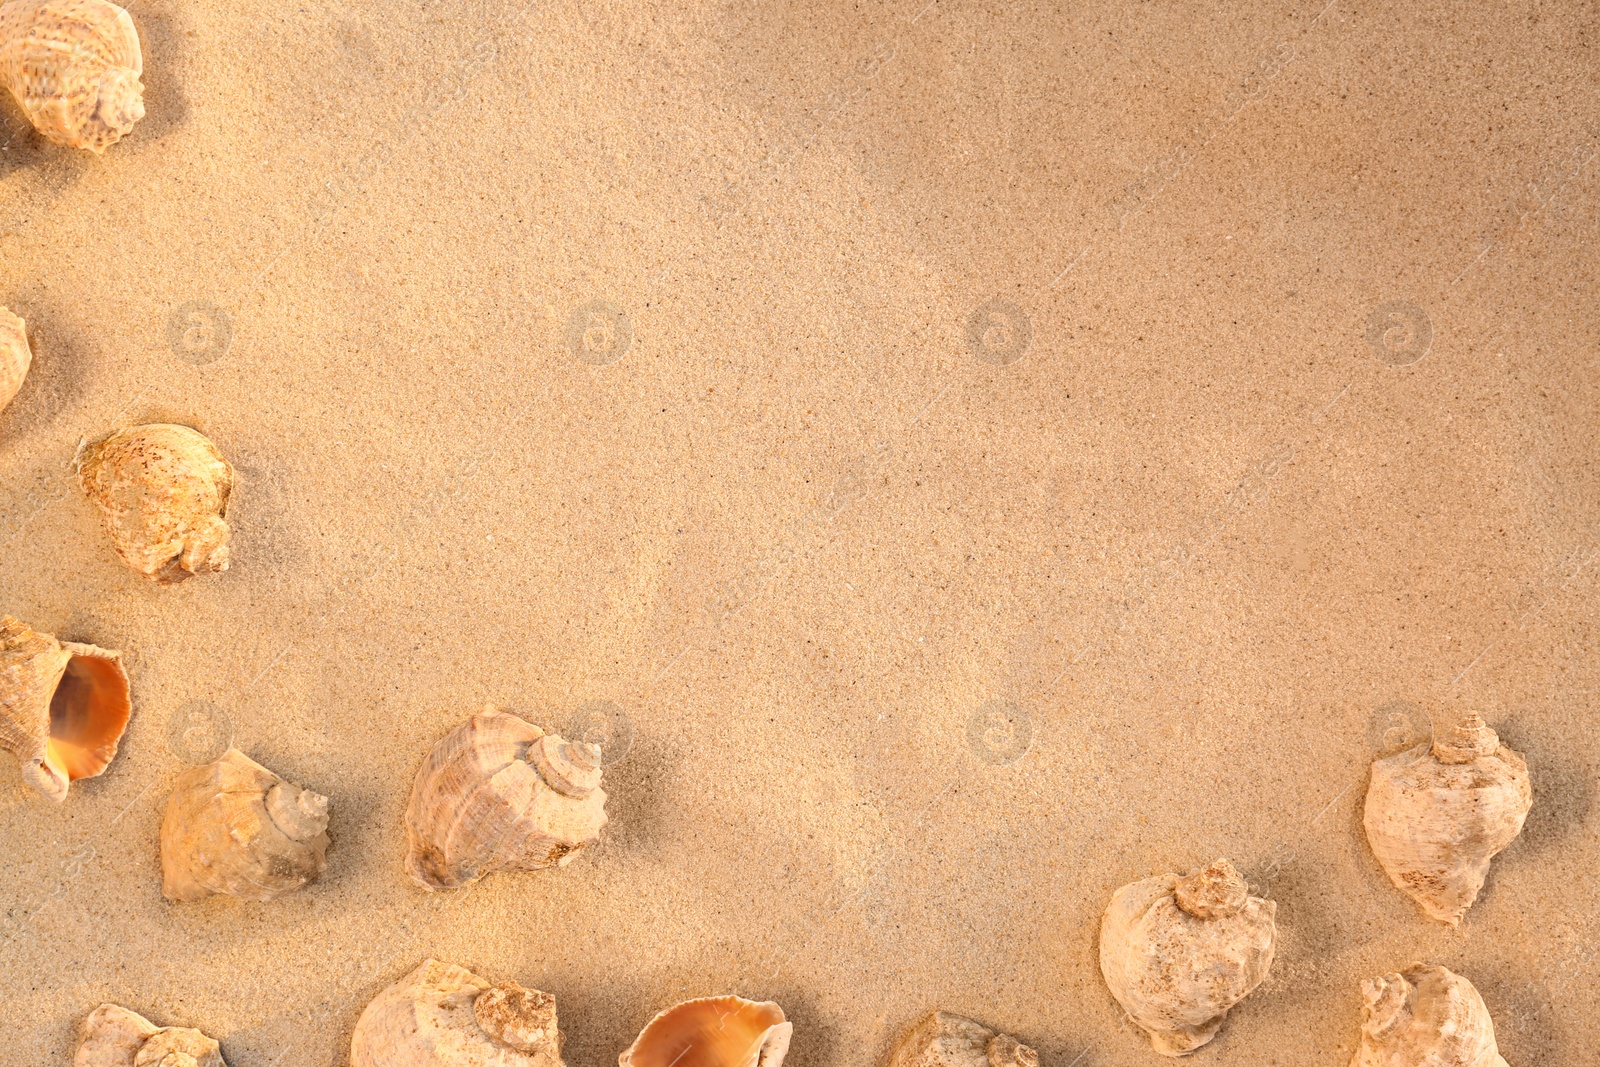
[1363,712,1532,925]
[0,615,130,801]
[1099,858,1277,1056]
[73,1003,225,1067]
[160,747,330,901]
[404,707,607,890]
[887,1012,1038,1067]
[619,996,791,1067]
[0,306,28,414]
[351,959,564,1067]
[1350,964,1508,1067]
[79,423,235,584]
[0,0,143,152]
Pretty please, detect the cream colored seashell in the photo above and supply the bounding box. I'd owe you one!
[79,424,235,584]
[887,1011,1038,1067]
[1099,858,1276,1056]
[1350,964,1508,1067]
[404,707,607,890]
[0,0,143,152]
[351,959,564,1067]
[160,747,329,901]
[619,996,791,1067]
[0,615,130,801]
[73,1003,226,1067]
[1363,712,1532,925]
[0,306,29,414]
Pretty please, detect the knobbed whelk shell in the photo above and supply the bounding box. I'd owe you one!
[79,424,235,584]
[1099,858,1276,1056]
[1363,711,1532,925]
[0,0,144,152]
[1351,964,1508,1067]
[887,1012,1038,1067]
[160,747,330,901]
[0,306,28,414]
[404,707,607,890]
[74,1003,225,1067]
[0,615,130,801]
[351,959,564,1067]
[619,996,791,1067]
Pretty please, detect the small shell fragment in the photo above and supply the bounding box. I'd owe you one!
[0,614,130,801]
[619,996,791,1067]
[1350,964,1508,1067]
[887,1012,1038,1067]
[79,423,235,584]
[0,306,29,414]
[160,747,330,901]
[0,0,144,152]
[73,1003,226,1067]
[350,959,565,1067]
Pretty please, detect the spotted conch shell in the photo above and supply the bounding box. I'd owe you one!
[0,615,130,801]
[0,0,143,152]
[619,996,791,1067]
[404,707,607,890]
[887,1012,1037,1067]
[0,306,28,414]
[79,424,235,584]
[1363,712,1532,925]
[73,1003,225,1067]
[1099,858,1276,1056]
[351,959,565,1067]
[1351,964,1508,1067]
[160,747,330,901]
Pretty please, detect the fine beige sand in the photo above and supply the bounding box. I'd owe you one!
[2,0,1597,1064]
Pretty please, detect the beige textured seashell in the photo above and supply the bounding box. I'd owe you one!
[1363,712,1532,925]
[619,996,791,1067]
[0,0,143,152]
[351,959,564,1067]
[160,747,330,901]
[79,424,235,584]
[1350,964,1508,1067]
[0,306,29,414]
[0,615,130,801]
[73,1003,226,1067]
[887,1012,1038,1067]
[404,707,607,890]
[1099,858,1277,1056]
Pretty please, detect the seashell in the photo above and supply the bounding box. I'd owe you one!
[0,614,130,801]
[0,0,143,152]
[73,1002,226,1067]
[619,996,791,1067]
[1099,858,1276,1056]
[404,707,607,890]
[79,423,235,584]
[1350,964,1508,1067]
[887,1011,1038,1067]
[0,305,29,415]
[1363,711,1532,925]
[160,747,330,901]
[351,959,564,1067]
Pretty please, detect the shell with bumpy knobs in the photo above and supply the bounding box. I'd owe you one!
[73,1003,226,1067]
[0,306,29,414]
[619,996,791,1067]
[1350,964,1508,1067]
[350,959,565,1067]
[0,0,143,151]
[887,1011,1038,1067]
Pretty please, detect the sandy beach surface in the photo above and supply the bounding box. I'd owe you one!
[2,0,1597,1064]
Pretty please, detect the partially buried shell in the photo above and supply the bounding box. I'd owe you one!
[351,959,564,1067]
[0,615,130,801]
[1363,711,1532,925]
[0,0,144,152]
[1350,964,1508,1067]
[1099,858,1276,1056]
[160,747,329,901]
[887,1012,1037,1067]
[0,306,28,415]
[404,707,607,890]
[79,423,235,584]
[74,1003,225,1067]
[619,996,791,1067]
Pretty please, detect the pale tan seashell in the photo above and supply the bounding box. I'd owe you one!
[1363,712,1532,925]
[79,424,235,584]
[619,996,791,1067]
[0,614,130,801]
[1099,858,1276,1056]
[0,306,29,414]
[351,959,564,1067]
[73,1002,226,1067]
[404,707,607,890]
[887,1011,1038,1067]
[1350,964,1508,1067]
[160,747,330,901]
[0,0,143,152]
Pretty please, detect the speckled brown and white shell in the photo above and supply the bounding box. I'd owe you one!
[619,996,791,1067]
[1350,965,1508,1067]
[73,1003,225,1067]
[350,959,565,1067]
[0,306,29,414]
[0,0,143,151]
[887,1012,1037,1067]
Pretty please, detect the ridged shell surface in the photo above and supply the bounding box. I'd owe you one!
[350,959,564,1067]
[1350,965,1508,1067]
[887,1012,1038,1067]
[0,0,143,151]
[618,996,791,1067]
[73,1003,225,1067]
[0,306,28,414]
